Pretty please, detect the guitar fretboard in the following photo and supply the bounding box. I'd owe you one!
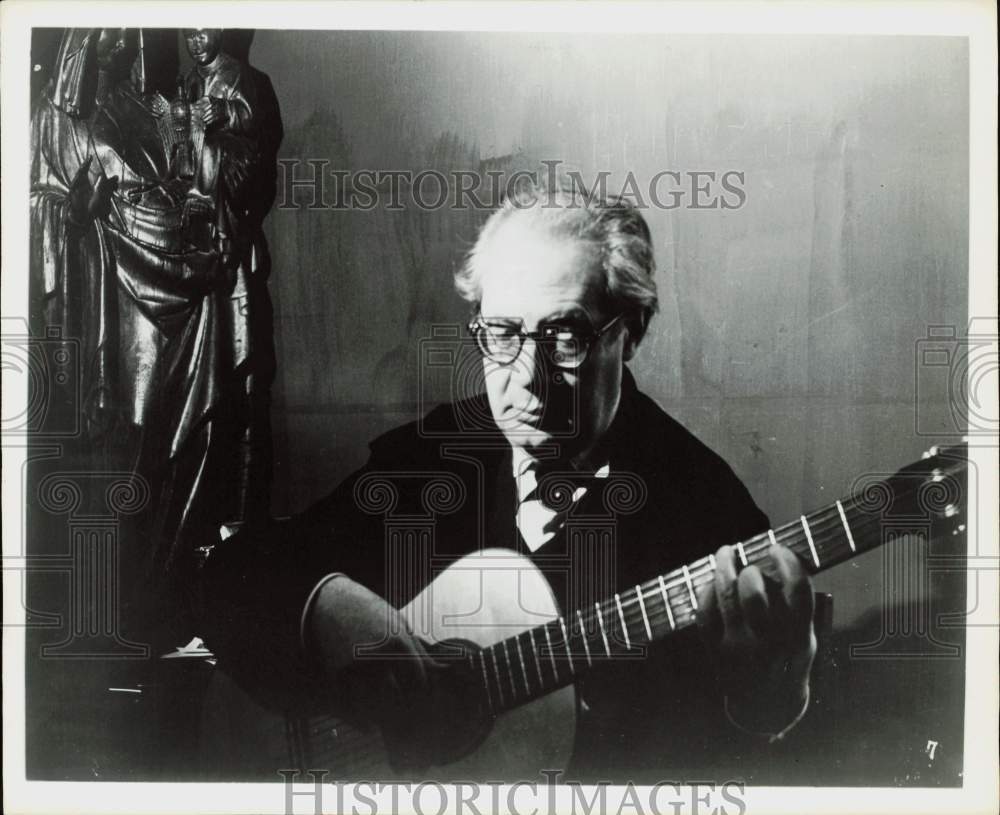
[470,446,966,716]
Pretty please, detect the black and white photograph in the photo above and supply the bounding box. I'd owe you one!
[2,2,997,814]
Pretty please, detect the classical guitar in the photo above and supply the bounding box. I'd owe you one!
[200,444,968,779]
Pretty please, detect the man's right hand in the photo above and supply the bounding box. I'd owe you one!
[67,157,118,228]
[306,576,445,770]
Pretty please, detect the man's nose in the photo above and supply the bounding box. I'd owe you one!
[510,337,547,390]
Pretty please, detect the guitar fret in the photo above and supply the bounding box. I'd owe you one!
[528,629,544,689]
[576,609,593,666]
[836,499,857,552]
[615,593,631,650]
[768,529,778,547]
[514,634,531,696]
[682,565,697,609]
[800,515,821,569]
[478,650,494,714]
[543,623,558,680]
[488,645,504,707]
[501,640,517,699]
[559,616,575,674]
[595,602,611,656]
[736,541,748,567]
[636,584,653,640]
[657,574,675,629]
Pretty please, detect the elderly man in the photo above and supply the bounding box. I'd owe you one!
[202,184,815,781]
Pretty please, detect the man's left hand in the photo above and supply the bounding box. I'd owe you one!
[697,543,816,736]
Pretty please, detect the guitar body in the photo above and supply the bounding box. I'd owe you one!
[201,549,577,780]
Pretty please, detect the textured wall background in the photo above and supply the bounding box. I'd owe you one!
[250,32,968,628]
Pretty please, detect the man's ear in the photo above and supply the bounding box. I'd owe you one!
[622,327,638,362]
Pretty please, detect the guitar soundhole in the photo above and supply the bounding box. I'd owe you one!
[424,638,495,765]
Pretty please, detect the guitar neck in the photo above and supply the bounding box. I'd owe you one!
[474,445,967,717]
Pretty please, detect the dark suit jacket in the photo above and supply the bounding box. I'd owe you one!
[201,368,774,781]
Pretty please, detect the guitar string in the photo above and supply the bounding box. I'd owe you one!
[482,462,948,706]
[536,499,858,654]
[589,498,886,648]
[482,495,898,709]
[636,502,890,640]
[588,490,887,630]
[486,506,855,706]
[480,451,970,708]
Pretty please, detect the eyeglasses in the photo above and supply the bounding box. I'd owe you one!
[468,313,624,369]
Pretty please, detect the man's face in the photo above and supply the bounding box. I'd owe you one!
[477,219,632,461]
[183,29,223,66]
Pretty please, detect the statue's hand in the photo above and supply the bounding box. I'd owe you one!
[89,173,119,221]
[149,94,170,118]
[193,96,227,128]
[185,243,236,293]
[67,157,118,228]
[187,248,230,291]
[181,193,212,228]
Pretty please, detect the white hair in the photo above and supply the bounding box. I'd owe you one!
[456,183,659,344]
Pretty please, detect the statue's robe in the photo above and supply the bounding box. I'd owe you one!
[30,77,240,645]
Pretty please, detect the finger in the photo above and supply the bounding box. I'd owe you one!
[713,545,743,633]
[737,565,770,641]
[694,569,723,648]
[752,550,810,647]
[768,546,814,634]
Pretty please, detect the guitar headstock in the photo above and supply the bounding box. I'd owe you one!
[847,443,969,539]
[918,443,969,536]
